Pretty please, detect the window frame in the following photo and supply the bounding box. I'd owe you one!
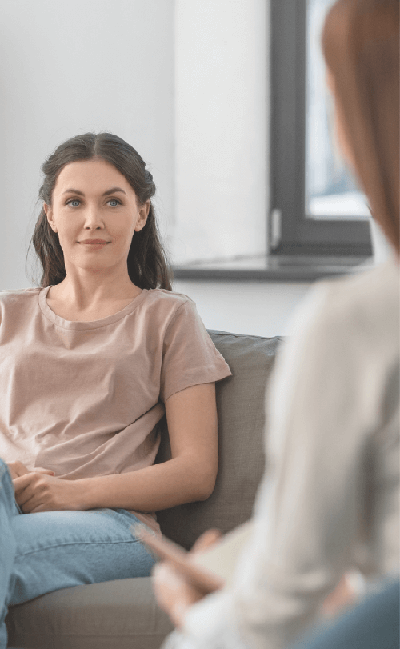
[173,0,373,283]
[269,0,372,258]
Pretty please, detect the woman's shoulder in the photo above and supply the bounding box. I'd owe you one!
[0,286,41,304]
[0,287,41,326]
[288,259,399,359]
[146,288,194,303]
[138,289,207,338]
[143,288,195,315]
[316,259,398,334]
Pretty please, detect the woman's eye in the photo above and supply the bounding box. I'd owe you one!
[64,198,121,207]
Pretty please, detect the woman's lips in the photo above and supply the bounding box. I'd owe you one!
[81,242,109,250]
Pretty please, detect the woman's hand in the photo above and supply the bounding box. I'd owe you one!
[153,529,223,628]
[7,460,55,480]
[321,573,357,618]
[13,472,85,513]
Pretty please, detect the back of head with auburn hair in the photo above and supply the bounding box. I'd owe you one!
[322,0,399,254]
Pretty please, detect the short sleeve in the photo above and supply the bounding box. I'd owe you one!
[160,299,232,402]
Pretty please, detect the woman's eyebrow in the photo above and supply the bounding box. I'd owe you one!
[103,187,126,196]
[62,187,127,196]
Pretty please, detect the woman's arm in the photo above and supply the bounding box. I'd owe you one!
[83,382,218,511]
[13,383,218,514]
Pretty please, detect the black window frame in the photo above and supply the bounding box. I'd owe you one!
[173,0,373,283]
[269,0,372,258]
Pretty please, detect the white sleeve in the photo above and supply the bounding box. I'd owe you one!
[162,281,368,649]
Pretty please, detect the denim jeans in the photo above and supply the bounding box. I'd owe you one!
[290,578,400,649]
[0,458,156,649]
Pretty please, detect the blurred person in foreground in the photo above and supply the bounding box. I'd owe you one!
[152,0,400,647]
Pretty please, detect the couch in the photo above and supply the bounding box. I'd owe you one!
[6,331,282,649]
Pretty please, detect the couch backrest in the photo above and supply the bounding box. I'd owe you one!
[156,331,282,549]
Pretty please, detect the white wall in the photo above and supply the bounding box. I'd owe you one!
[0,0,174,289]
[171,0,310,337]
[0,0,311,336]
[173,281,310,337]
[173,0,268,264]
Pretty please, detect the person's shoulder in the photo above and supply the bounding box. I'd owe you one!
[292,260,399,351]
[143,288,195,315]
[0,287,41,326]
[328,257,397,298]
[318,260,398,330]
[145,288,194,304]
[136,290,201,341]
[0,286,41,304]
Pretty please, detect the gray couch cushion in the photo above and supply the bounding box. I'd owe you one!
[7,578,173,649]
[157,332,282,549]
[6,331,282,649]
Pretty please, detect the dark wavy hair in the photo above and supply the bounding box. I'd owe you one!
[30,132,173,289]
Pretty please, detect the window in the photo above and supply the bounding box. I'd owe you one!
[306,0,369,221]
[172,0,373,282]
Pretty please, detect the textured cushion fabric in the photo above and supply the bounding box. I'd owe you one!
[6,578,174,649]
[157,332,282,549]
[6,331,282,649]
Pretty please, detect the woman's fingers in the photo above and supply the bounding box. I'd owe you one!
[36,468,56,476]
[153,562,205,628]
[322,573,356,617]
[152,529,224,629]
[7,461,30,479]
[7,462,54,480]
[191,529,222,554]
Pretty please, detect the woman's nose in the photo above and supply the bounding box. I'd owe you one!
[83,207,104,229]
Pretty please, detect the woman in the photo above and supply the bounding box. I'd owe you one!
[0,133,231,647]
[153,1,399,647]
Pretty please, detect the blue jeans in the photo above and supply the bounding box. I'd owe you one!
[290,578,400,649]
[0,458,156,649]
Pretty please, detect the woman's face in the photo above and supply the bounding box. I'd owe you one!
[44,157,149,277]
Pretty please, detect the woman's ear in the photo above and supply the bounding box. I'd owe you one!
[44,203,57,233]
[135,200,150,232]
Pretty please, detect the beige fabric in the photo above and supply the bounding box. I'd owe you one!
[0,286,231,532]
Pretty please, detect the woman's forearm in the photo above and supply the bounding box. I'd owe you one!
[78,456,215,512]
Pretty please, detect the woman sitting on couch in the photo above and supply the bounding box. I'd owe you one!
[0,132,231,648]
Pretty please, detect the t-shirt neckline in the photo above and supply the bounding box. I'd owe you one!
[39,285,150,330]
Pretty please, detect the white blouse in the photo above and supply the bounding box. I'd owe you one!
[162,258,400,649]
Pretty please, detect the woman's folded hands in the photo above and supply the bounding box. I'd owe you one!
[7,460,54,480]
[8,461,86,514]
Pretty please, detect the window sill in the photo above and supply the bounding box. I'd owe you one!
[172,255,375,283]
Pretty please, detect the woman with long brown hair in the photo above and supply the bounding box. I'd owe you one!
[153,1,399,647]
[0,132,231,648]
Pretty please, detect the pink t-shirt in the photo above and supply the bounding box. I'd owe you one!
[0,286,231,533]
